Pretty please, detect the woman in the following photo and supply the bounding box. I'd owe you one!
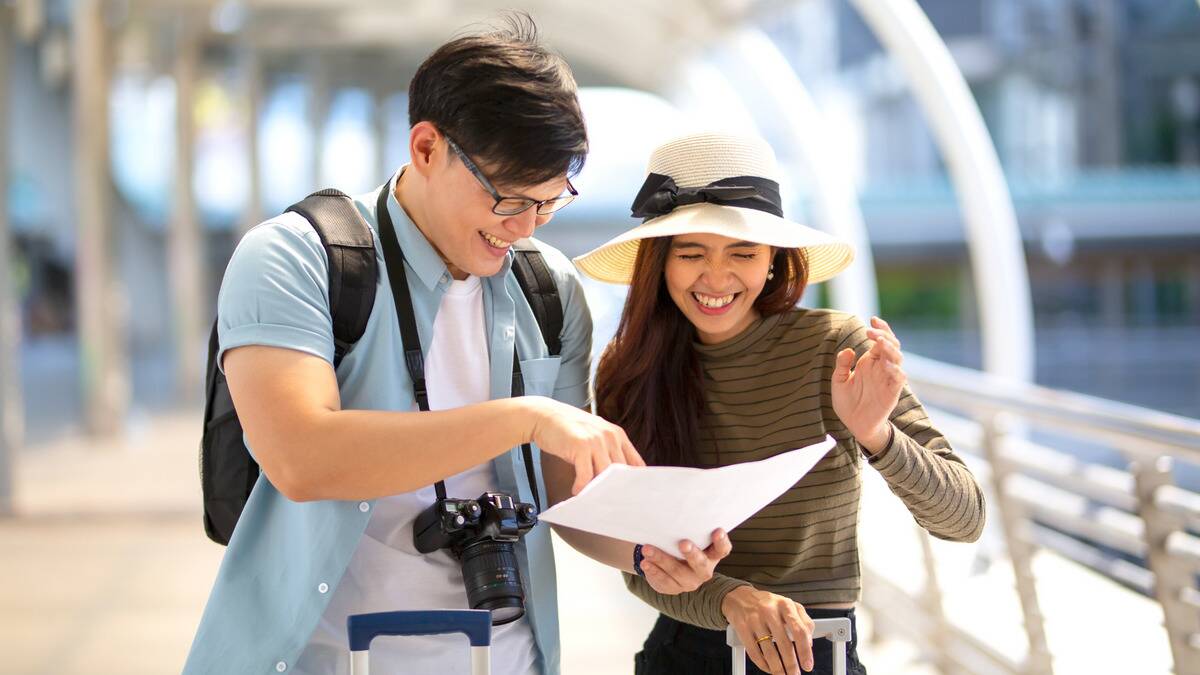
[574,133,986,675]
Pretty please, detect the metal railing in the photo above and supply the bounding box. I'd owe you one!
[862,353,1200,675]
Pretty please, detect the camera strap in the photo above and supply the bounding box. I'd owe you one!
[375,185,542,510]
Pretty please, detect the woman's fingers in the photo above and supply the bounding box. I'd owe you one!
[747,617,782,674]
[785,603,815,672]
[866,328,899,350]
[732,619,772,673]
[705,529,732,562]
[679,540,711,580]
[764,610,802,674]
[874,335,903,365]
[833,348,855,383]
[639,560,682,594]
[870,316,901,347]
[646,545,703,591]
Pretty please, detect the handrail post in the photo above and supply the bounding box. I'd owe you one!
[980,413,1053,674]
[1132,455,1200,675]
[917,526,954,673]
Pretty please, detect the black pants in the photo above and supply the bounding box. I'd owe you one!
[634,608,868,675]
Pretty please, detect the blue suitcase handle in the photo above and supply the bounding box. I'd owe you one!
[347,610,493,651]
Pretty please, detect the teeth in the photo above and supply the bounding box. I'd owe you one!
[693,292,735,308]
[482,232,512,249]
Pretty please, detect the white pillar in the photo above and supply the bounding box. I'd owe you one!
[0,5,21,515]
[72,0,128,436]
[372,81,391,184]
[239,45,263,238]
[849,0,1035,381]
[169,23,206,400]
[725,29,879,319]
[308,58,330,188]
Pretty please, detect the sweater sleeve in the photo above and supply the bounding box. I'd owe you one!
[622,570,751,630]
[836,316,987,542]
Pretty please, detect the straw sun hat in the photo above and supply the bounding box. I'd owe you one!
[573,132,855,285]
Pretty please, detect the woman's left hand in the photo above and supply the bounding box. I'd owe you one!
[831,316,906,454]
[640,529,732,595]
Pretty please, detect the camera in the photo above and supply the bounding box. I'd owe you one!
[413,492,539,625]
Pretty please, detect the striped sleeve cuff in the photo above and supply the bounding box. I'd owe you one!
[865,427,987,542]
[623,571,752,630]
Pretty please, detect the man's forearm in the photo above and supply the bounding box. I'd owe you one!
[259,397,537,501]
[552,525,636,574]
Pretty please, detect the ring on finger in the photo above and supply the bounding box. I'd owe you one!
[755,634,774,644]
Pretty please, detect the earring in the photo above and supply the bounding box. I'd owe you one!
[767,263,775,281]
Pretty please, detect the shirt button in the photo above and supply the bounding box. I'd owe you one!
[359,502,370,513]
[505,327,514,338]
[318,582,329,594]
[276,661,287,672]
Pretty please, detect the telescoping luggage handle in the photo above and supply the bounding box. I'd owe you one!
[727,617,852,675]
[348,609,492,675]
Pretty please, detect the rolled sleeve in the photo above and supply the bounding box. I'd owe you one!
[216,215,335,371]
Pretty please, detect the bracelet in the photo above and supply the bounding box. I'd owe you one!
[633,544,647,577]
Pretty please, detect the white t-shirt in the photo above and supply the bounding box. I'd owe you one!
[295,275,539,674]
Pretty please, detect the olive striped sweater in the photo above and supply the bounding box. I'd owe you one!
[621,308,986,629]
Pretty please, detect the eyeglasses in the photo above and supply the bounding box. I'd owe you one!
[444,134,578,217]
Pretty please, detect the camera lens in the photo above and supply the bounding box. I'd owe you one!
[460,539,525,625]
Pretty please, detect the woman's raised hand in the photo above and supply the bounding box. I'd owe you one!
[831,316,906,454]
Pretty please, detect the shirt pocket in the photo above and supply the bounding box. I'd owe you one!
[519,357,562,397]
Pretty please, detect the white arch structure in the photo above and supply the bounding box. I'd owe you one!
[849,0,1035,381]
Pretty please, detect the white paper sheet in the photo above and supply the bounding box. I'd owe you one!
[538,435,836,556]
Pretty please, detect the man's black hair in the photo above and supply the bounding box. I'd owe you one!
[408,12,588,189]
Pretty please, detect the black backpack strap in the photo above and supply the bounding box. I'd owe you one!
[511,240,563,357]
[286,188,378,366]
[510,241,563,512]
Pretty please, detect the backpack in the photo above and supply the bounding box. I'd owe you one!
[200,188,563,545]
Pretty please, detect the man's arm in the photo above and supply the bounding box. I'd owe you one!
[224,345,636,502]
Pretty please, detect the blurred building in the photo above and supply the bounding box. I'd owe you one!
[760,0,1200,414]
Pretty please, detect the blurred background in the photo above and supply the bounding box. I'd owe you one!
[2,0,1199,673]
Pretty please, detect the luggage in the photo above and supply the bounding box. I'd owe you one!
[726,617,853,675]
[347,609,492,675]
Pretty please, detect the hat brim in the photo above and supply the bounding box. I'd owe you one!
[573,203,855,285]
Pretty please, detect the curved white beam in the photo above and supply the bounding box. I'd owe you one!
[849,0,1035,381]
[722,28,879,319]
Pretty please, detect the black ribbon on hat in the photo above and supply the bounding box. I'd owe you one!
[630,173,783,221]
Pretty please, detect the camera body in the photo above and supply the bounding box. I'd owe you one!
[413,492,538,625]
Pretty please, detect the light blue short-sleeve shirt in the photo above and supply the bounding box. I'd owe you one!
[183,172,592,675]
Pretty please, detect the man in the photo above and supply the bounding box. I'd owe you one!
[184,15,728,675]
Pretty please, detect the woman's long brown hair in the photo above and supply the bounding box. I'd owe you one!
[594,237,809,467]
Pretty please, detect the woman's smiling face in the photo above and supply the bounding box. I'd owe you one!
[662,233,773,344]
